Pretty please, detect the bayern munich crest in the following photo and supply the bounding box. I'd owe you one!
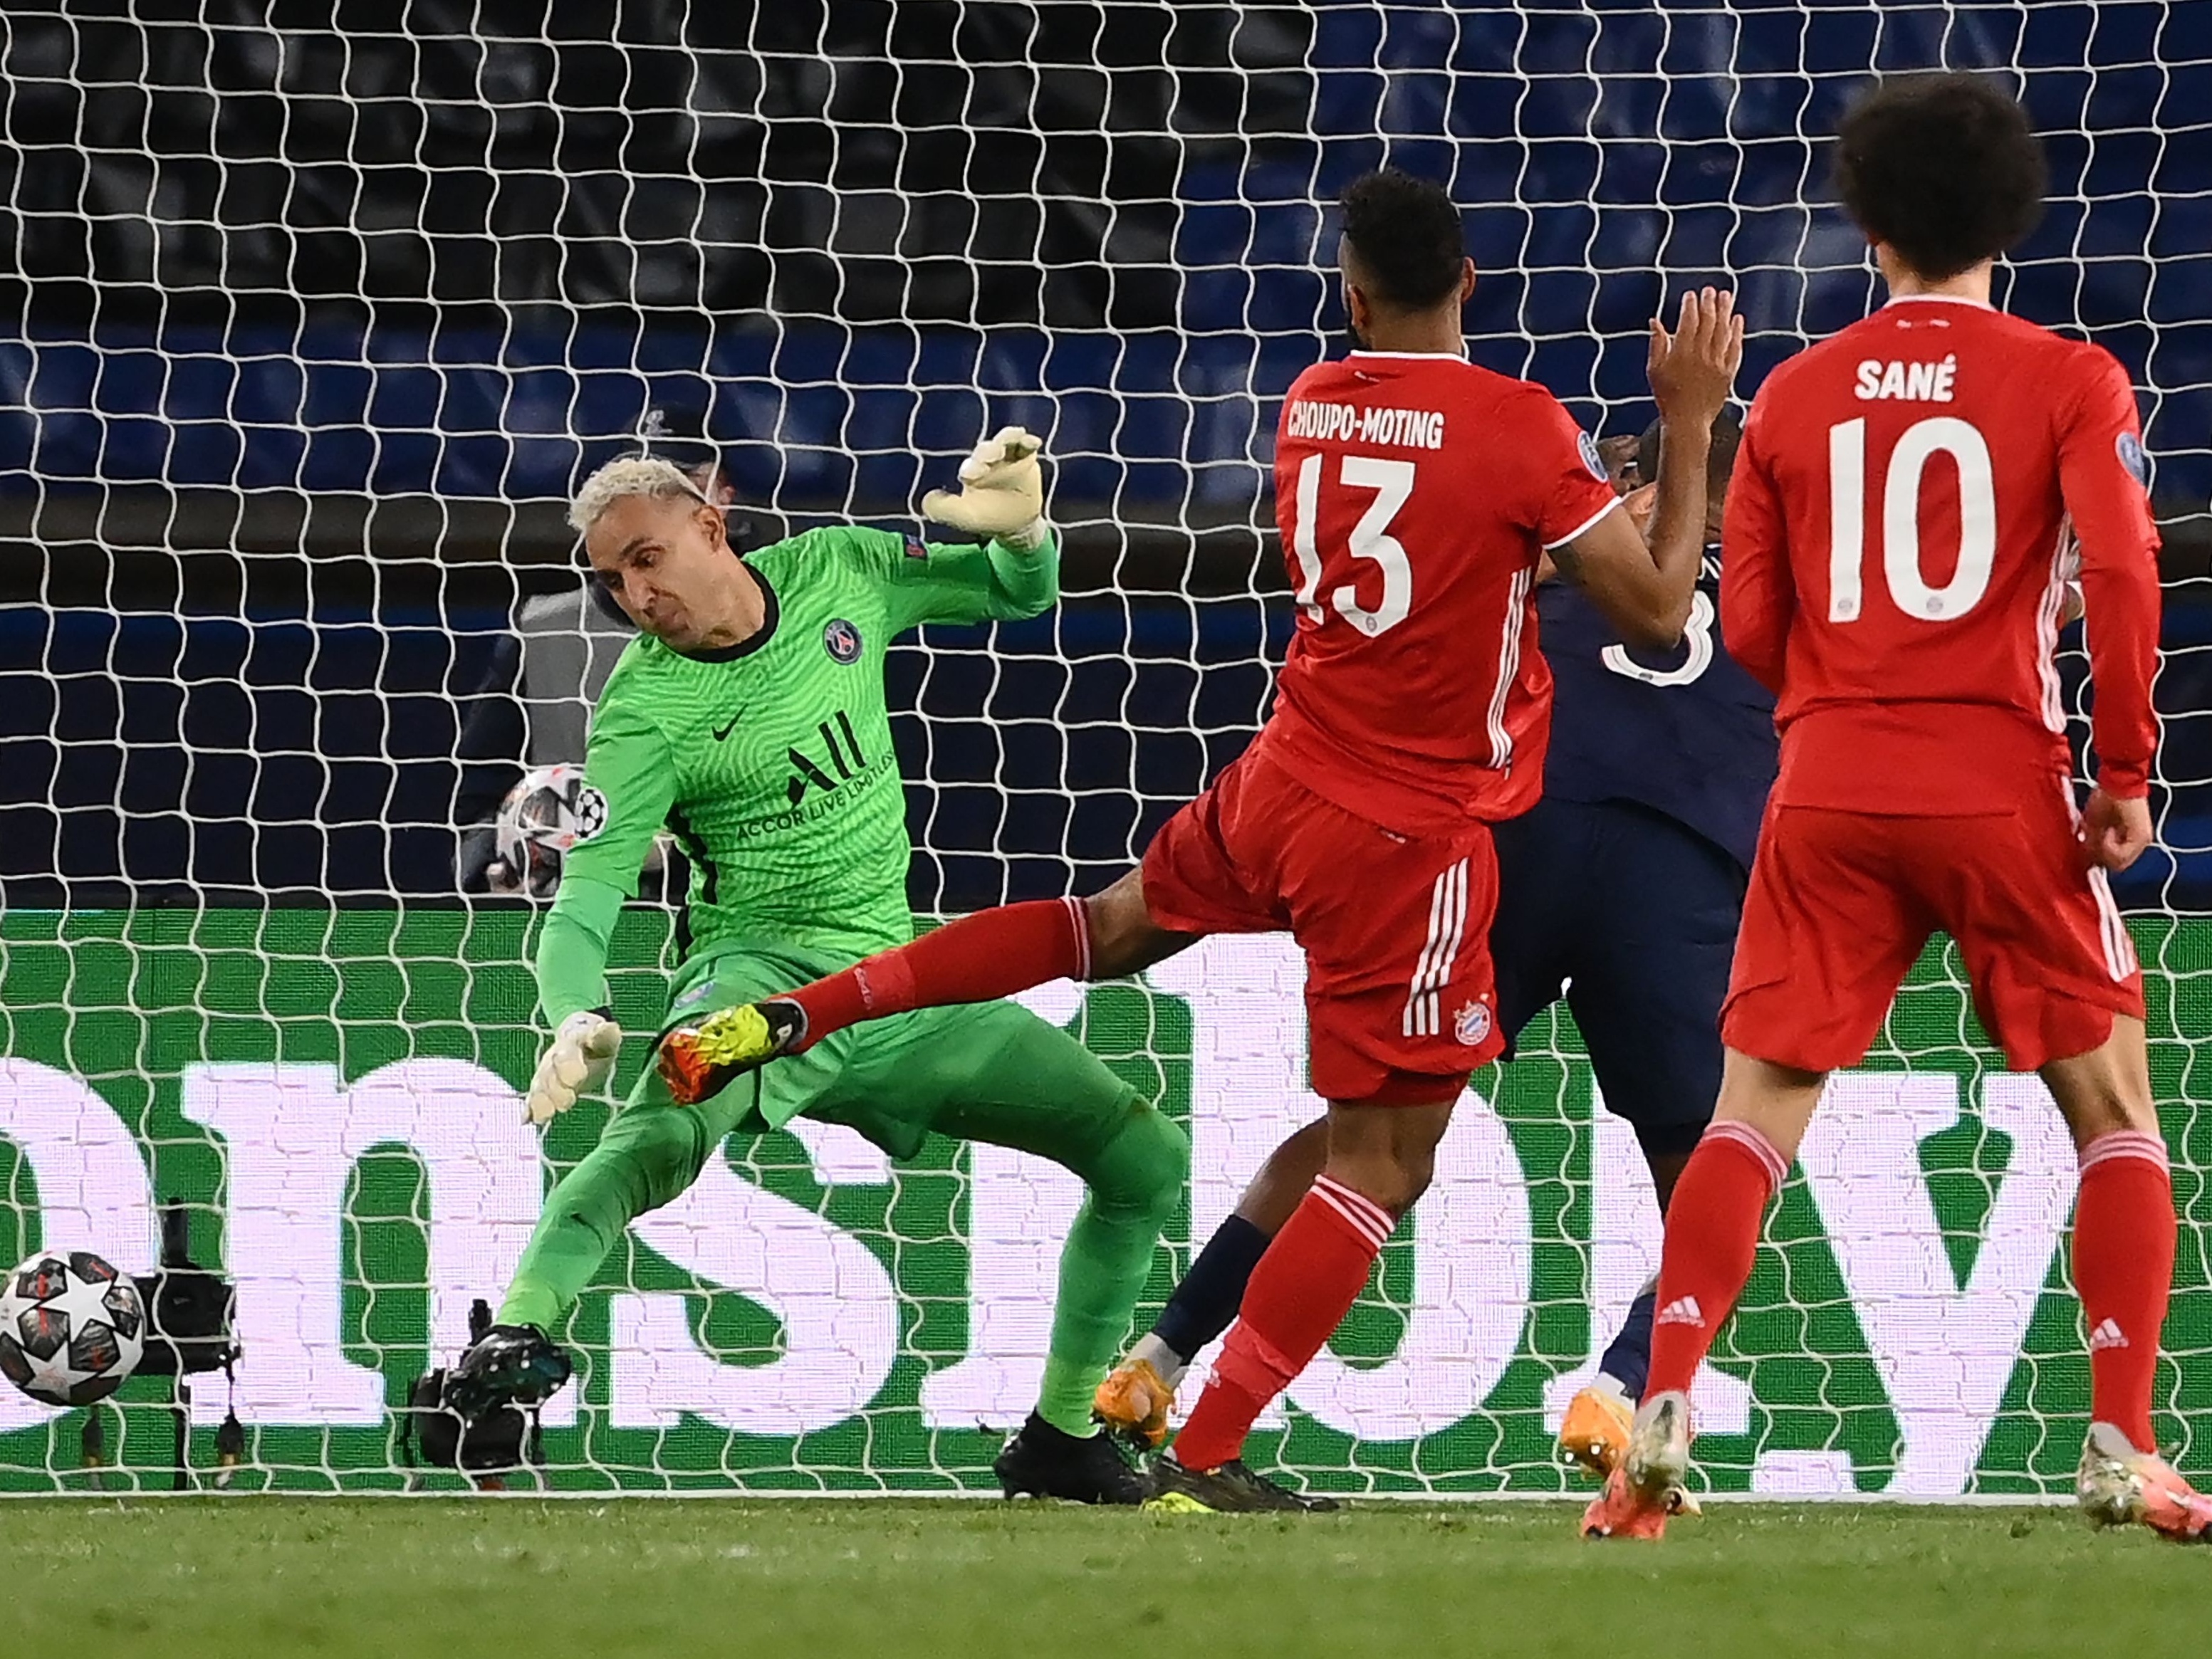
[1454,999,1493,1047]
[824,618,862,664]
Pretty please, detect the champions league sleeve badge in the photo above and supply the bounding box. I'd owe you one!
[573,783,610,840]
[2117,430,2151,491]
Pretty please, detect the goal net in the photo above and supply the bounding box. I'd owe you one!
[1,2,2207,1496]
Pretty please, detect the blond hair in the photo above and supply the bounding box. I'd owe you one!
[567,454,710,535]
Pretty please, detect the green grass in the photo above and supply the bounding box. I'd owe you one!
[0,1498,2203,1657]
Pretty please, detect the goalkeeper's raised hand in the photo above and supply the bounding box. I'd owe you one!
[924,425,1048,550]
[526,1009,621,1125]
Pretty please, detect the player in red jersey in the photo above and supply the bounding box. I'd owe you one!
[669,168,1743,1509]
[1583,74,2211,1544]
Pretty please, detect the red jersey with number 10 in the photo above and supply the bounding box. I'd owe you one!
[1264,350,1621,832]
[1721,297,2161,812]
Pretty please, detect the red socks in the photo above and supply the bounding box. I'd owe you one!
[1173,1176,1392,1471]
[2072,1129,2174,1453]
[1642,1121,1788,1402]
[1636,1121,2176,1457]
[784,896,1091,1048]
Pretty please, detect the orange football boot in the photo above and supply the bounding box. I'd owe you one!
[1093,1356,1176,1450]
[1580,1391,1691,1542]
[2077,1422,2212,1542]
[1558,1383,1634,1480]
[657,1000,807,1106]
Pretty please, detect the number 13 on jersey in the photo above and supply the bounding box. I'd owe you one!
[1290,452,1417,637]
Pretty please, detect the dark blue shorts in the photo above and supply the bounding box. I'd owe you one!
[1489,796,1748,1156]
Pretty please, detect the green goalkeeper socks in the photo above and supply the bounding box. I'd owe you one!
[1031,1102,1190,1439]
[1037,1352,1105,1439]
[1033,1195,1152,1438]
[497,1229,597,1332]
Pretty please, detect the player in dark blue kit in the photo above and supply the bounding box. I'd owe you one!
[1092,412,1777,1493]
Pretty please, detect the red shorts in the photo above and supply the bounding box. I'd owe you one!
[1140,743,1504,1103]
[1723,785,2144,1074]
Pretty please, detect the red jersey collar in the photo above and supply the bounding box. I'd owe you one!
[1882,293,1996,312]
[1345,348,1471,362]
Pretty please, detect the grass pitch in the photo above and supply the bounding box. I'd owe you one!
[1,1498,2203,1657]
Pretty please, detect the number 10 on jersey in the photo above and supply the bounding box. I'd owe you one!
[1828,415,1998,623]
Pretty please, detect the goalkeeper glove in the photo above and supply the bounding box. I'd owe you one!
[526,1010,621,1125]
[923,425,1048,550]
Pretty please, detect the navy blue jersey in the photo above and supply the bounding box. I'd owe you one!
[1537,553,1778,872]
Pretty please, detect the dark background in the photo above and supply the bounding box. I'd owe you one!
[2,1,2208,911]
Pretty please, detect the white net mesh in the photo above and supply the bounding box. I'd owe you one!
[0,1,2207,1494]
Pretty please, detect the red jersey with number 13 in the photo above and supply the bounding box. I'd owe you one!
[1721,297,2161,812]
[1266,350,1620,832]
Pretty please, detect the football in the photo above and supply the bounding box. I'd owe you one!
[0,1251,145,1407]
[494,763,610,899]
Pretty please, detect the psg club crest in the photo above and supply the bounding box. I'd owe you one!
[824,618,863,664]
[1453,999,1493,1047]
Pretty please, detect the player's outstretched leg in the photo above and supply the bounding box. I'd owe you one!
[661,899,1098,1099]
[457,1068,723,1415]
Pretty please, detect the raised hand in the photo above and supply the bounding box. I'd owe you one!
[922,425,1047,542]
[1649,287,1746,426]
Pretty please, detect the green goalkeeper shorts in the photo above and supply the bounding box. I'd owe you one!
[630,941,1144,1162]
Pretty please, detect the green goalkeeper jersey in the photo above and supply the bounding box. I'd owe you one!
[532,522,1059,1026]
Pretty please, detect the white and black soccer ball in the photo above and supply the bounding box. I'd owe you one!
[0,1251,145,1408]
[495,763,608,899]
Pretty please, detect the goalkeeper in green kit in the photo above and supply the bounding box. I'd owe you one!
[449,428,1187,1503]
